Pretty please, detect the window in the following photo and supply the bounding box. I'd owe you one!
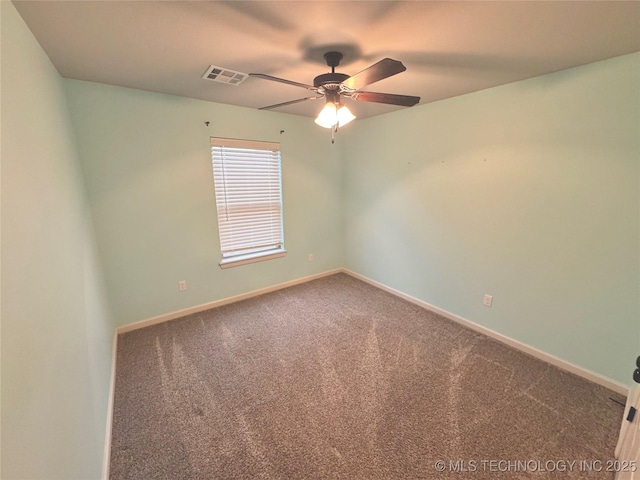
[210,137,285,268]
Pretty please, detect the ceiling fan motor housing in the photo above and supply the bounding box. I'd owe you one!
[314,72,349,89]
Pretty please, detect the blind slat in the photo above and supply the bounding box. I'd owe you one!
[211,137,284,259]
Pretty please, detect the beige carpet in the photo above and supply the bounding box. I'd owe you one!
[109,273,625,479]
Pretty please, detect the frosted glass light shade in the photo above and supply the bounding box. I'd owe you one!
[314,102,356,129]
[336,105,355,127]
[314,102,338,128]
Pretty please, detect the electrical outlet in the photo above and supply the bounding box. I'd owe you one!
[308,253,314,262]
[483,294,493,307]
[178,280,187,291]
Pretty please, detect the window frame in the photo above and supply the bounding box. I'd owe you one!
[210,137,286,269]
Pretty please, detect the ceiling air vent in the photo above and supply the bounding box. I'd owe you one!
[202,65,248,86]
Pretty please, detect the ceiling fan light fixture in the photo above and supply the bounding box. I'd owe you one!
[337,104,356,127]
[314,102,338,128]
[314,101,356,129]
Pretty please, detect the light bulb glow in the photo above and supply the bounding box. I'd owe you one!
[314,102,338,128]
[336,105,355,127]
[314,101,356,129]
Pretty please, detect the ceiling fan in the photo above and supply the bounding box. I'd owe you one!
[249,51,420,136]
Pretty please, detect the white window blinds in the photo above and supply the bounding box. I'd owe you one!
[211,137,285,267]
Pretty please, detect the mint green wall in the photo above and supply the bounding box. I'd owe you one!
[1,2,114,478]
[64,80,343,327]
[343,53,640,386]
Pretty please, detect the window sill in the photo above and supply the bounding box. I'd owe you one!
[219,249,287,269]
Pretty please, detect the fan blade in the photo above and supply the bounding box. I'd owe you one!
[341,58,407,90]
[350,91,420,107]
[258,96,321,110]
[249,73,318,92]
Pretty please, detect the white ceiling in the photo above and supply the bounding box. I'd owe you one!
[13,1,640,120]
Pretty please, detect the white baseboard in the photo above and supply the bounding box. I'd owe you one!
[343,269,629,397]
[102,331,118,480]
[116,268,343,334]
[115,266,629,395]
